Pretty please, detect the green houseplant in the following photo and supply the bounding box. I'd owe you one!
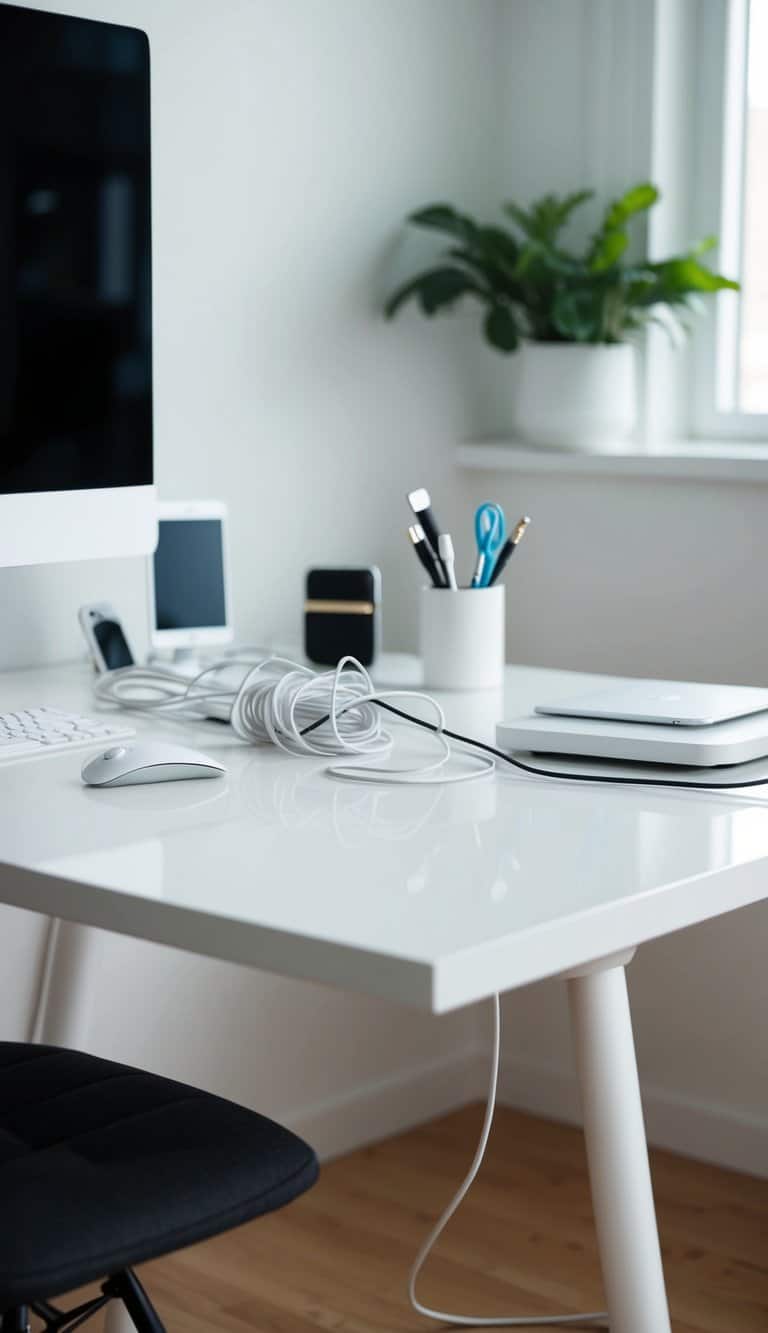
[385,184,738,451]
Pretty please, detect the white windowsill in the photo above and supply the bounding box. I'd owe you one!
[456,439,768,482]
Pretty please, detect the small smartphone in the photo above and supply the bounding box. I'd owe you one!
[78,602,136,673]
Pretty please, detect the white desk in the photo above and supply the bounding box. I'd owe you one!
[2,660,768,1333]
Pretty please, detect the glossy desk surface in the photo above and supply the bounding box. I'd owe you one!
[1,661,767,1012]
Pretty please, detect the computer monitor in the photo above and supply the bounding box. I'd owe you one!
[149,502,233,656]
[0,3,156,567]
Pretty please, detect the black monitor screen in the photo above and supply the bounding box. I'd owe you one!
[154,520,227,630]
[0,3,152,495]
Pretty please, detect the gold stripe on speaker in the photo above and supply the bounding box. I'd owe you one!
[304,599,375,616]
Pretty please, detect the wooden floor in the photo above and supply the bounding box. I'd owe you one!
[92,1105,767,1333]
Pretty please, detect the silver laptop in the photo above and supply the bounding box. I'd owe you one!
[534,680,768,728]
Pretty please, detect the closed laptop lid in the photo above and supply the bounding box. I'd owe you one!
[534,680,768,727]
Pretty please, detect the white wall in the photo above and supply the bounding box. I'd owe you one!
[466,0,768,1175]
[1,0,503,1154]
[2,0,501,668]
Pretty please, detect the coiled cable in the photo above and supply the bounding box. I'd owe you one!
[94,656,495,786]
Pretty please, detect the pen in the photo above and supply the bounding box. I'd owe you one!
[408,524,445,588]
[437,533,458,589]
[487,515,530,586]
[408,488,447,583]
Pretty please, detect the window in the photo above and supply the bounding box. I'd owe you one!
[694,0,768,438]
[735,0,768,410]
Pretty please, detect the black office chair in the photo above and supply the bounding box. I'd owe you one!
[0,1043,318,1333]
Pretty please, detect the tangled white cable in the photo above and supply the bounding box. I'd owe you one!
[93,655,494,787]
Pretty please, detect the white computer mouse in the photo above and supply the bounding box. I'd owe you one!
[81,741,226,787]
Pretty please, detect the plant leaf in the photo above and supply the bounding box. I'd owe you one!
[476,225,520,268]
[587,184,659,272]
[692,235,717,255]
[484,304,520,352]
[590,228,629,273]
[650,256,739,294]
[504,189,593,245]
[602,182,659,231]
[447,247,525,304]
[503,200,539,239]
[512,240,547,277]
[384,266,483,319]
[387,191,737,347]
[445,224,523,291]
[551,288,601,342]
[407,204,479,246]
[554,188,595,224]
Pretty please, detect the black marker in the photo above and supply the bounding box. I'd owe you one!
[408,524,445,588]
[407,488,447,582]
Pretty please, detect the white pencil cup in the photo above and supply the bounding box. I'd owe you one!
[420,585,505,691]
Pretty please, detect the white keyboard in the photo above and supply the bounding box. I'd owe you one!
[0,706,135,763]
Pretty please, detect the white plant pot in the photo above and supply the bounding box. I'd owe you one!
[513,342,637,453]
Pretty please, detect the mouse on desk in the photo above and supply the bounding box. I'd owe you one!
[81,741,226,787]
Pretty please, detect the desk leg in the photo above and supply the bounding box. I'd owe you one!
[29,919,95,1048]
[567,960,671,1333]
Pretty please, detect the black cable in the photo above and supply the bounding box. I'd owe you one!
[302,698,768,791]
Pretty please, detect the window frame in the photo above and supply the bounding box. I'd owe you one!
[691,0,768,440]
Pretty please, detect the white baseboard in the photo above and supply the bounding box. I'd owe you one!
[282,1046,486,1162]
[279,1042,767,1180]
[498,1058,768,1180]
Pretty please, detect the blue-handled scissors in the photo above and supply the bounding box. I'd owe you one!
[471,502,506,588]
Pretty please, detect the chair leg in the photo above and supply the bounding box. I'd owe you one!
[29,1303,59,1327]
[32,1293,110,1333]
[5,1271,162,1333]
[1,1309,29,1333]
[102,1272,166,1333]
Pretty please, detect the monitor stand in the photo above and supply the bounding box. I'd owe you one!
[172,647,198,666]
[167,649,207,680]
[145,648,206,680]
